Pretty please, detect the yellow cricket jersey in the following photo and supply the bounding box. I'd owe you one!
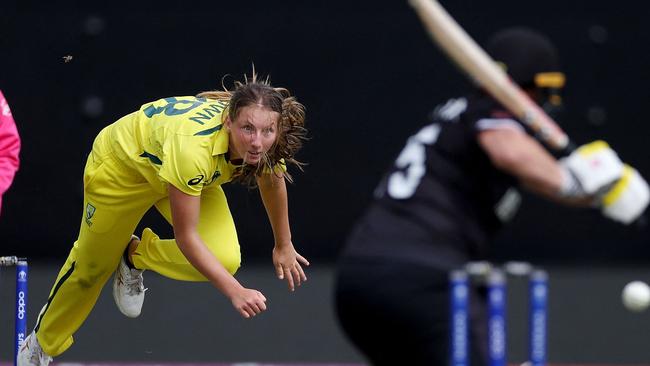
[107,96,238,196]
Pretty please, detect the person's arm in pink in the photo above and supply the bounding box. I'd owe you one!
[0,90,21,215]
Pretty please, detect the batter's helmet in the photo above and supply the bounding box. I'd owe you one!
[485,27,565,90]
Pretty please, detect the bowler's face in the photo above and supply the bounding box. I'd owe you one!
[226,104,279,165]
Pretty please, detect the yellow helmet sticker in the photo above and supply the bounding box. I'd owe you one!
[535,72,566,88]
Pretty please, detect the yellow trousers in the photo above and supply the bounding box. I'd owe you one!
[34,127,241,356]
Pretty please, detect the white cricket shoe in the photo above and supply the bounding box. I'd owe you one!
[112,237,146,318]
[17,331,53,366]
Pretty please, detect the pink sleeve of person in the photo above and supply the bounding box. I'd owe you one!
[0,90,21,215]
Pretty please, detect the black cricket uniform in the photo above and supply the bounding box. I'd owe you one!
[334,93,525,365]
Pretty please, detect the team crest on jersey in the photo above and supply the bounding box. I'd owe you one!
[85,203,96,226]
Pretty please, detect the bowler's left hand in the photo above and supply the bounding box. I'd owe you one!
[273,242,310,291]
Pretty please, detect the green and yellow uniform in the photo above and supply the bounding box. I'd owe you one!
[36,96,243,356]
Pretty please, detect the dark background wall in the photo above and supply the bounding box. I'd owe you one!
[1,0,649,264]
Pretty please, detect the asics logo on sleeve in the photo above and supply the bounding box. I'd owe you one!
[188,174,204,186]
[205,170,221,186]
[188,170,221,187]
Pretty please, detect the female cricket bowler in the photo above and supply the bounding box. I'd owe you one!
[18,72,310,366]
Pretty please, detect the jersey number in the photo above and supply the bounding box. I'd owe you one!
[143,97,204,118]
[387,124,441,199]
